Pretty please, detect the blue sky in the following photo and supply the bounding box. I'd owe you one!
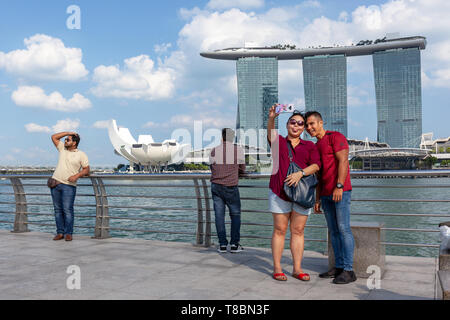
[0,0,449,167]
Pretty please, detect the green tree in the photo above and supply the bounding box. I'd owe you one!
[425,156,438,167]
[351,160,362,170]
[184,163,210,171]
[115,164,126,172]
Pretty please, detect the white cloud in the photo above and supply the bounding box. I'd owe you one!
[206,0,265,10]
[25,119,80,133]
[154,43,172,54]
[143,112,234,130]
[12,86,92,112]
[24,123,51,133]
[93,120,111,129]
[0,34,88,81]
[348,118,363,127]
[179,89,225,109]
[179,9,297,52]
[52,119,80,132]
[91,54,176,101]
[347,85,374,108]
[143,121,159,128]
[0,83,10,93]
[173,0,450,94]
[176,114,234,128]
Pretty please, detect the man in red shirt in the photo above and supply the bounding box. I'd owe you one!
[305,111,356,284]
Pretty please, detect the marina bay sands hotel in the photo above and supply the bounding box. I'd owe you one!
[200,35,426,148]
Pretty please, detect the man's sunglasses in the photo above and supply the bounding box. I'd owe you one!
[288,119,305,126]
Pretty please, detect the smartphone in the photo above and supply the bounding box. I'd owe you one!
[275,104,295,113]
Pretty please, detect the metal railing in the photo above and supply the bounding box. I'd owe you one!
[0,171,449,252]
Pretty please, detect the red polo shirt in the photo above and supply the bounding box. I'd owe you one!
[316,131,352,197]
[269,135,321,202]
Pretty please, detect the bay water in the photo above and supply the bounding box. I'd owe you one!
[0,175,448,258]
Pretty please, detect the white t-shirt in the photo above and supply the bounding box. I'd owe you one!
[52,141,89,186]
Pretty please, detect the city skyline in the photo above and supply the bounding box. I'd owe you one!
[202,35,425,147]
[0,0,449,166]
[303,54,348,137]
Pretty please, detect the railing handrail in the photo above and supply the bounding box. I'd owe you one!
[1,171,449,253]
[1,169,450,180]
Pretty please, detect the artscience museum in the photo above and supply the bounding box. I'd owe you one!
[107,119,191,172]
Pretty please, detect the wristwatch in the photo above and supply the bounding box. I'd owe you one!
[336,183,344,189]
[300,169,305,176]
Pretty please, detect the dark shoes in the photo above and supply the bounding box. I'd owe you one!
[53,234,73,241]
[333,270,357,284]
[53,234,64,241]
[218,243,244,253]
[319,267,343,279]
[230,244,243,253]
[320,267,356,284]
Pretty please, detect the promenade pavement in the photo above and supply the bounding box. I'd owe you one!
[0,230,438,300]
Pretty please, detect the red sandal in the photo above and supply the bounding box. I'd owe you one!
[272,273,287,281]
[292,272,310,281]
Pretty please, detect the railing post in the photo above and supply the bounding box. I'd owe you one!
[91,177,110,239]
[10,178,28,233]
[201,179,212,247]
[193,179,204,245]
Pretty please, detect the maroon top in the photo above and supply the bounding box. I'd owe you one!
[269,135,321,201]
[316,131,352,197]
[210,142,246,186]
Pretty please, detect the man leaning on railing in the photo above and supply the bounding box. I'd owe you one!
[48,132,90,242]
[209,128,246,254]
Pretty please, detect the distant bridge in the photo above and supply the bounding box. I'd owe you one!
[350,148,429,159]
[349,148,429,170]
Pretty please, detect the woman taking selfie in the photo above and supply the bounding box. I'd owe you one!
[267,105,321,281]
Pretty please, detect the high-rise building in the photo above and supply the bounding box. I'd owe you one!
[373,48,422,148]
[303,54,347,136]
[236,57,278,149]
[201,35,426,149]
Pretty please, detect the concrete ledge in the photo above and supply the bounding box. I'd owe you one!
[439,245,450,271]
[437,271,450,300]
[439,221,450,271]
[328,222,385,279]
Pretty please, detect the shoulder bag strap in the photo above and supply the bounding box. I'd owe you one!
[286,140,294,163]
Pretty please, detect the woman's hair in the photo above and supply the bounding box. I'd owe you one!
[287,110,305,123]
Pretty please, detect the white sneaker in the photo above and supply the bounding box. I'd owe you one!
[230,244,243,253]
[217,245,227,253]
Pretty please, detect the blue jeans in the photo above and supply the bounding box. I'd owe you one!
[51,183,76,235]
[211,183,241,246]
[321,191,354,271]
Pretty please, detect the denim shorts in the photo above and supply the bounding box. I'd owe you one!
[268,190,311,216]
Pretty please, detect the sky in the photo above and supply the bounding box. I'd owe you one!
[0,0,449,167]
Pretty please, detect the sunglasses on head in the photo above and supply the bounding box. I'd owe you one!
[288,119,305,126]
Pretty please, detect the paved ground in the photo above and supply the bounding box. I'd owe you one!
[0,230,439,300]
